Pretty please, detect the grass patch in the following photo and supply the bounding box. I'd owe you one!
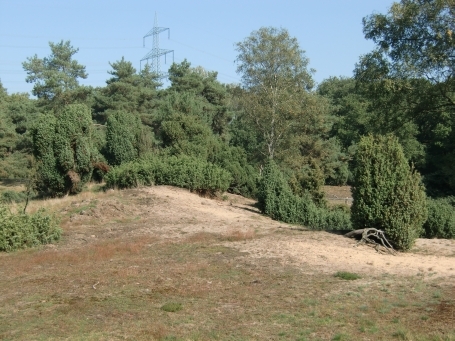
[334,271,362,280]
[161,302,183,312]
[332,333,351,341]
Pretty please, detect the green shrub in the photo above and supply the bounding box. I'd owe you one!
[105,154,231,196]
[160,113,257,198]
[258,159,351,230]
[423,197,455,239]
[288,158,327,208]
[213,146,258,198]
[160,302,182,312]
[0,190,27,203]
[0,204,61,252]
[351,135,427,251]
[105,110,148,166]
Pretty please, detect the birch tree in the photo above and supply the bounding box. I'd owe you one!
[235,27,314,159]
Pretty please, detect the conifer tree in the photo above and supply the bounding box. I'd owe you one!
[32,104,97,196]
[351,135,427,250]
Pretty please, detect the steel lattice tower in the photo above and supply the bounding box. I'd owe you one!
[140,13,174,78]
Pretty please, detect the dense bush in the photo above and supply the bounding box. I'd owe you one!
[288,158,327,208]
[423,197,455,239]
[105,154,231,195]
[31,104,100,197]
[105,110,153,166]
[351,135,427,250]
[160,113,257,197]
[212,146,258,198]
[258,159,351,230]
[0,204,61,252]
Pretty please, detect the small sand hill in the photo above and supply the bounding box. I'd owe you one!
[58,186,454,281]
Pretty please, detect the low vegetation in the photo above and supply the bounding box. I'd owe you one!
[423,197,455,239]
[0,204,61,251]
[105,154,231,196]
[258,159,351,230]
[334,271,362,280]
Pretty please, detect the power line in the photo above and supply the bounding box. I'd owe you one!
[0,34,137,41]
[170,38,233,64]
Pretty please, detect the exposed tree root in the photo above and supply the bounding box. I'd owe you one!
[345,228,397,255]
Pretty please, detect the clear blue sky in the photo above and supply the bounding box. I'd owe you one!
[0,0,392,95]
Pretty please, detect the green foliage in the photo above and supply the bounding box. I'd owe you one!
[351,135,428,250]
[0,93,37,178]
[0,204,61,252]
[317,77,370,150]
[213,146,258,197]
[354,0,455,195]
[22,40,90,110]
[275,91,349,187]
[32,104,98,197]
[0,80,7,99]
[334,271,361,280]
[160,113,257,197]
[258,159,351,230]
[288,158,326,207]
[163,60,233,137]
[423,197,455,239]
[105,110,147,166]
[160,302,182,312]
[0,190,28,204]
[105,154,231,196]
[93,58,160,124]
[161,113,214,159]
[0,152,33,179]
[235,27,314,159]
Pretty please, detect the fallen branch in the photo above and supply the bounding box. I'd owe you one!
[92,281,100,290]
[345,228,397,255]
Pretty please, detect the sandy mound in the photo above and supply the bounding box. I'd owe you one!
[58,186,455,281]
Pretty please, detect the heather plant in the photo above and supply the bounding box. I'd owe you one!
[351,135,427,250]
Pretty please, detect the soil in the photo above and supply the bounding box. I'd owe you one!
[55,186,455,282]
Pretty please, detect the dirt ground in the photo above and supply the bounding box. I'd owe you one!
[54,186,455,282]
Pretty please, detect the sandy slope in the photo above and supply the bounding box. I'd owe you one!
[56,185,455,282]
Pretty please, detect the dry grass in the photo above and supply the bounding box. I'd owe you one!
[0,179,26,192]
[222,228,256,241]
[1,187,454,341]
[324,185,353,207]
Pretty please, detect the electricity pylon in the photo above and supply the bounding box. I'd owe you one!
[140,13,174,79]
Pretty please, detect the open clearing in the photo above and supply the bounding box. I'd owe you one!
[1,186,454,340]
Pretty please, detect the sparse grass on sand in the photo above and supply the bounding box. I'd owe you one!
[0,186,454,341]
[334,271,362,280]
